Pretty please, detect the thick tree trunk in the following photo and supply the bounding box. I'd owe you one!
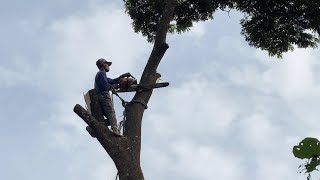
[116,155,144,180]
[74,0,177,179]
[74,104,144,179]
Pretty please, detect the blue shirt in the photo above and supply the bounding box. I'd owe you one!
[94,70,119,93]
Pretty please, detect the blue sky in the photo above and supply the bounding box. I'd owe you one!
[1,1,320,180]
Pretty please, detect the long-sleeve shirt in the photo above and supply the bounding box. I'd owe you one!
[94,70,120,93]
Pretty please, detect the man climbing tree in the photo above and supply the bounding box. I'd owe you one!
[74,0,320,179]
[94,58,131,136]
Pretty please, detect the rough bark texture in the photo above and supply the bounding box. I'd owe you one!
[73,0,177,179]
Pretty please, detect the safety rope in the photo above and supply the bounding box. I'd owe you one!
[110,86,148,109]
[129,100,148,109]
[111,86,128,107]
[118,108,126,133]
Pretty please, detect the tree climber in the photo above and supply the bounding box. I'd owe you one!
[94,58,131,136]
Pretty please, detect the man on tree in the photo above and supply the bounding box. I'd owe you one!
[73,1,320,179]
[94,58,131,136]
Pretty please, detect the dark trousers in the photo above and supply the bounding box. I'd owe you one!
[97,91,117,128]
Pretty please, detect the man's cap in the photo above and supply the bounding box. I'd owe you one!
[96,58,112,67]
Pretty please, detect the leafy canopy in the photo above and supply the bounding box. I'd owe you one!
[293,137,320,177]
[124,0,320,57]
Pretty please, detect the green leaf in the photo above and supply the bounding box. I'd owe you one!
[293,137,320,159]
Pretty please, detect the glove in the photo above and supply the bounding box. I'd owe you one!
[119,72,131,78]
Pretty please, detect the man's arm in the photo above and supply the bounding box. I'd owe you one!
[107,72,132,84]
[107,77,120,84]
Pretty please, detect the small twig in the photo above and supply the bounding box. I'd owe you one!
[221,8,232,19]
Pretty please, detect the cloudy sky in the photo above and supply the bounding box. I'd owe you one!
[1,1,320,180]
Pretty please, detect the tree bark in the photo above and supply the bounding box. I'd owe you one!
[73,0,177,179]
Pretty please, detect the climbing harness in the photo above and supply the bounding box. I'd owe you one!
[118,109,126,133]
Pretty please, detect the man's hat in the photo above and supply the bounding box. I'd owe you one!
[96,58,112,67]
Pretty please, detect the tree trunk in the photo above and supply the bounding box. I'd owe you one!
[73,0,177,179]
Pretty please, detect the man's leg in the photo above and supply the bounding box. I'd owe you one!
[98,92,121,135]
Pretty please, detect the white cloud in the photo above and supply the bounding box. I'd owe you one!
[142,140,244,180]
[259,50,318,99]
[238,113,281,151]
[60,147,118,180]
[92,162,118,180]
[185,21,209,39]
[225,44,320,98]
[169,140,244,180]
[141,40,320,179]
[0,66,28,88]
[141,144,172,179]
[258,50,320,129]
[169,21,210,43]
[145,74,240,139]
[256,156,305,180]
[226,47,320,128]
[18,16,46,35]
[216,36,251,57]
[36,6,150,95]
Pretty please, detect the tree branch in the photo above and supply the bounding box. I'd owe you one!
[73,104,121,145]
[124,0,177,138]
[140,0,177,83]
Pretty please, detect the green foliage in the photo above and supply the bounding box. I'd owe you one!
[293,137,320,159]
[235,0,320,57]
[124,0,320,57]
[293,137,320,178]
[124,0,229,42]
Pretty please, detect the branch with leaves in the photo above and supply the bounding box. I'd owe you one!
[293,137,320,180]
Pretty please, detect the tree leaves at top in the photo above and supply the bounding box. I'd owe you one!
[124,0,320,57]
[293,137,320,159]
[124,0,226,41]
[235,0,320,57]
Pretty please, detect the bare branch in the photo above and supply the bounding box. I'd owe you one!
[73,104,114,139]
[221,8,232,19]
